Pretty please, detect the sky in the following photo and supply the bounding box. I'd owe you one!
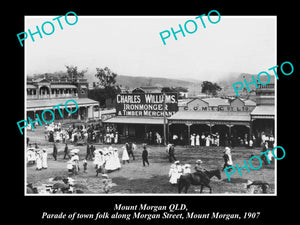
[25,15,276,82]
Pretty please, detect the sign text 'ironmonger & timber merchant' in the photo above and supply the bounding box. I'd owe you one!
[116,93,178,117]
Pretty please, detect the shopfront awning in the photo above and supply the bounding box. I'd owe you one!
[103,116,164,125]
[168,111,251,126]
[250,105,275,119]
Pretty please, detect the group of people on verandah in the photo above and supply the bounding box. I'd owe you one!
[34,122,120,145]
[189,133,220,147]
[170,129,274,148]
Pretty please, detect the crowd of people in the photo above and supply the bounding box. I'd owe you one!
[189,133,220,147]
[93,146,121,175]
[167,147,233,185]
[41,122,121,145]
[27,144,48,170]
[260,132,275,165]
[167,136,275,187]
[27,140,150,176]
[65,141,146,176]
[27,119,275,194]
[144,131,163,145]
[168,161,191,185]
[169,130,275,149]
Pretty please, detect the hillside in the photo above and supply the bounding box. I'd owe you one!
[218,73,275,96]
[27,71,273,97]
[115,75,202,95]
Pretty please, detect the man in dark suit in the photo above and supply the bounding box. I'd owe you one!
[53,143,57,161]
[168,144,177,163]
[126,142,135,160]
[142,144,149,166]
[63,143,70,159]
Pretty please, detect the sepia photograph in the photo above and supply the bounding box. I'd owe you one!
[23,15,276,195]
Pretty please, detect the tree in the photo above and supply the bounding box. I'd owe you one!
[94,67,118,88]
[65,65,87,80]
[161,86,188,93]
[161,87,174,93]
[201,81,222,97]
[94,67,120,106]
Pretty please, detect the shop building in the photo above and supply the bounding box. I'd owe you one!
[103,82,275,146]
[168,97,256,146]
[103,92,178,143]
[250,83,275,137]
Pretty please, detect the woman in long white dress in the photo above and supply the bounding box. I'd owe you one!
[114,132,118,144]
[105,152,115,171]
[190,134,195,146]
[168,161,182,185]
[106,133,111,144]
[195,134,200,147]
[205,135,211,147]
[41,149,48,169]
[35,150,42,170]
[168,164,177,184]
[27,148,36,164]
[215,133,220,147]
[121,146,130,164]
[113,148,121,169]
[93,149,104,168]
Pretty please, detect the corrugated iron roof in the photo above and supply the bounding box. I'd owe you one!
[250,105,275,116]
[26,98,99,111]
[169,111,251,122]
[103,116,164,124]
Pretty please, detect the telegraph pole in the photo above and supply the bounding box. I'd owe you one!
[163,92,167,145]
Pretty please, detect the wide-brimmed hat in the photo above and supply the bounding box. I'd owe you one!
[223,147,231,153]
[174,160,180,164]
[196,159,203,164]
[70,149,80,154]
[94,149,101,154]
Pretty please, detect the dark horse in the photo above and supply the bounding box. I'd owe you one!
[178,169,221,193]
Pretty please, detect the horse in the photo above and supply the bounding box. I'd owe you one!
[178,169,221,194]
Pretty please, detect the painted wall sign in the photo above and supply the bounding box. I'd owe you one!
[116,93,178,117]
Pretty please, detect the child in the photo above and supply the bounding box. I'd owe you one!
[83,159,87,173]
